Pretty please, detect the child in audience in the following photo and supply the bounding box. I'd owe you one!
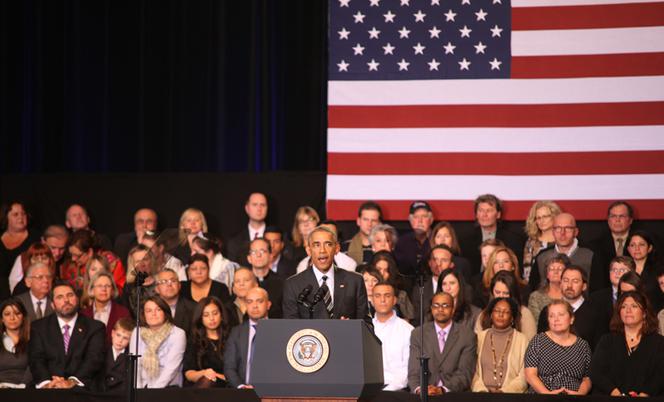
[105,317,135,391]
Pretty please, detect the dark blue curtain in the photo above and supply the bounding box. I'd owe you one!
[0,0,328,173]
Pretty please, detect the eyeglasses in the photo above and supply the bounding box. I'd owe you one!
[29,274,53,281]
[156,279,179,286]
[535,214,552,221]
[553,226,576,233]
[249,249,268,256]
[94,284,113,289]
[609,214,629,220]
[431,303,452,310]
[610,268,630,275]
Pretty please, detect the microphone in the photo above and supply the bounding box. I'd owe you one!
[297,285,313,305]
[311,286,327,306]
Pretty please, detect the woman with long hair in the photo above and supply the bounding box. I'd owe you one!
[522,201,561,282]
[527,254,569,322]
[0,298,31,386]
[370,251,414,321]
[437,268,480,330]
[290,206,320,263]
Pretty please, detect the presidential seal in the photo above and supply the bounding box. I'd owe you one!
[286,329,330,373]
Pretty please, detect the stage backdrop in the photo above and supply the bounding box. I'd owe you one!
[326,0,664,221]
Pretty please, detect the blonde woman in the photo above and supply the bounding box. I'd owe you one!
[290,206,319,262]
[522,201,561,282]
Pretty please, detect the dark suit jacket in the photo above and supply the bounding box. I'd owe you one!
[15,291,54,323]
[459,225,525,277]
[173,296,197,333]
[226,229,251,265]
[408,321,477,392]
[81,301,131,345]
[537,298,601,350]
[282,266,369,321]
[223,320,251,387]
[274,254,297,279]
[104,349,127,391]
[257,270,284,318]
[28,313,106,388]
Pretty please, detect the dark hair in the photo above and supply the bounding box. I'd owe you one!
[68,229,95,253]
[263,226,283,237]
[114,316,136,333]
[436,268,472,323]
[0,299,30,354]
[617,270,646,297]
[0,201,28,231]
[192,236,223,254]
[626,230,658,265]
[429,221,462,254]
[480,297,520,330]
[610,255,636,272]
[609,291,658,336]
[50,280,78,301]
[607,201,634,218]
[189,253,210,268]
[490,270,523,307]
[474,194,503,214]
[561,265,588,284]
[358,201,383,220]
[191,296,230,369]
[248,237,271,255]
[370,251,402,289]
[372,281,396,295]
[357,264,383,282]
[140,295,175,327]
[429,244,454,260]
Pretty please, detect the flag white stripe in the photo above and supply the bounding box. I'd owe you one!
[327,126,664,153]
[512,0,664,7]
[512,26,664,56]
[328,76,664,105]
[326,175,664,200]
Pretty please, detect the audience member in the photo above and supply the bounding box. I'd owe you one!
[283,226,369,320]
[0,298,32,387]
[437,268,480,330]
[430,221,473,282]
[173,208,208,265]
[471,297,528,393]
[226,193,269,263]
[358,264,382,318]
[104,317,135,391]
[120,245,157,318]
[524,300,591,395]
[263,226,296,279]
[372,282,413,391]
[408,292,477,394]
[10,243,55,297]
[184,296,230,388]
[191,236,238,289]
[289,206,320,263]
[79,254,111,308]
[527,254,569,323]
[129,295,186,388]
[522,201,560,282]
[459,194,524,277]
[473,246,526,308]
[411,245,456,325]
[141,232,186,281]
[113,208,158,265]
[180,253,231,304]
[343,201,382,265]
[590,201,634,274]
[295,221,357,273]
[80,271,130,345]
[154,269,196,333]
[369,224,398,254]
[64,204,112,250]
[617,270,646,297]
[395,201,433,277]
[16,262,54,322]
[626,230,661,301]
[28,281,106,389]
[590,256,635,337]
[229,268,258,326]
[246,238,283,318]
[224,287,271,388]
[1,201,39,301]
[591,291,664,396]
[370,251,414,321]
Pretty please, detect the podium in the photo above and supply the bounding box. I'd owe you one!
[251,319,383,401]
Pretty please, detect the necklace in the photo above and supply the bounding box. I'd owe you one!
[490,330,513,383]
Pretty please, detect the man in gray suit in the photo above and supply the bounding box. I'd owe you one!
[408,292,476,395]
[224,287,271,388]
[16,262,54,322]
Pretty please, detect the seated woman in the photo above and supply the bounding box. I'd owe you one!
[473,245,525,308]
[184,296,230,387]
[130,295,186,388]
[140,231,186,281]
[472,297,528,393]
[0,299,31,387]
[81,271,130,344]
[79,254,111,308]
[591,291,664,396]
[430,221,473,282]
[0,202,39,300]
[368,224,398,254]
[289,206,320,263]
[528,254,569,323]
[437,268,480,330]
[358,264,381,317]
[524,300,591,395]
[626,231,661,297]
[121,245,158,318]
[180,254,231,304]
[191,236,238,290]
[475,271,537,340]
[370,251,414,321]
[172,208,209,266]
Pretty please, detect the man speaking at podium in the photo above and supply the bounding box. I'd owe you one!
[283,226,369,321]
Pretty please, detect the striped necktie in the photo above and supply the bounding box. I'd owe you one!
[321,276,334,318]
[63,324,71,353]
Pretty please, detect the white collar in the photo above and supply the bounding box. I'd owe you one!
[57,314,78,331]
[555,238,579,257]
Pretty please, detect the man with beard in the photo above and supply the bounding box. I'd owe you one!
[28,281,106,389]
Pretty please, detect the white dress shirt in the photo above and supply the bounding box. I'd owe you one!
[373,312,414,391]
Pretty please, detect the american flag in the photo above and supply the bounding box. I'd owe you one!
[326,0,664,221]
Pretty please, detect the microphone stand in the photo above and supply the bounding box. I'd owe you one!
[127,271,147,402]
[415,261,429,402]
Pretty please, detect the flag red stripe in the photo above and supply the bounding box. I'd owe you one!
[327,151,664,175]
[512,53,664,78]
[512,2,664,30]
[328,102,664,128]
[326,200,664,221]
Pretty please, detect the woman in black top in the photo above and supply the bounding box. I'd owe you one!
[592,291,664,396]
[184,296,230,387]
[180,254,231,304]
[0,298,31,386]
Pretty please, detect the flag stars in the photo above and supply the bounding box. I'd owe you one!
[443,41,456,54]
[489,58,502,70]
[414,10,426,22]
[444,9,457,22]
[397,58,410,71]
[398,26,411,38]
[367,59,380,71]
[461,0,471,5]
[368,26,381,39]
[429,26,441,38]
[383,10,396,23]
[475,9,488,21]
[338,27,350,40]
[458,58,471,70]
[339,0,351,7]
[353,11,366,23]
[474,41,487,54]
[383,43,396,55]
[337,60,349,72]
[491,24,503,37]
[352,43,365,55]
[400,0,410,6]
[493,0,502,4]
[431,0,441,5]
[413,42,426,54]
[369,0,381,6]
[428,58,441,71]
[459,25,472,38]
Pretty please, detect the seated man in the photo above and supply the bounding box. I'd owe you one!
[342,201,382,265]
[408,292,476,395]
[410,245,456,326]
[224,287,271,388]
[395,201,434,277]
[372,282,414,391]
[28,281,106,389]
[65,203,112,250]
[154,268,196,333]
[264,226,296,279]
[247,237,283,318]
[113,208,158,266]
[16,262,54,322]
[226,192,269,263]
